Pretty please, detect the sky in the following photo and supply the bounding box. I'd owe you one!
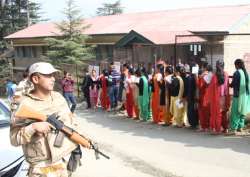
[36,0,250,21]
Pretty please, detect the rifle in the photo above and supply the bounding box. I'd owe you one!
[14,104,110,160]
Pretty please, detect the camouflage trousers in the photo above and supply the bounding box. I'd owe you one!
[28,161,68,177]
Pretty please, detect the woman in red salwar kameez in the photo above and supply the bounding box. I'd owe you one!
[208,61,230,134]
[197,63,213,132]
[100,69,110,111]
[124,65,135,118]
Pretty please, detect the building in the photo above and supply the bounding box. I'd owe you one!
[4,4,250,78]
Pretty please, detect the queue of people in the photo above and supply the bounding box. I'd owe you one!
[5,58,250,136]
[4,60,249,177]
[81,59,250,136]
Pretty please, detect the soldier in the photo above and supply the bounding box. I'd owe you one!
[15,66,33,97]
[11,67,33,111]
[10,62,81,177]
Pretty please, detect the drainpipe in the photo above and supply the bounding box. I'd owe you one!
[132,44,135,66]
[210,42,213,67]
[174,35,177,66]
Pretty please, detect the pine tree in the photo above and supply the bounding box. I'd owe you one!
[46,0,94,66]
[0,0,42,52]
[96,0,123,16]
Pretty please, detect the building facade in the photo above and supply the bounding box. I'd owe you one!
[5,4,250,80]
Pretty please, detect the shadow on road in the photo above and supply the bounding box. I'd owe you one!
[76,108,250,156]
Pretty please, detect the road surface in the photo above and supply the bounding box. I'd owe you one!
[72,107,250,177]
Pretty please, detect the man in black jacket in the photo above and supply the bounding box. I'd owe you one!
[81,68,92,109]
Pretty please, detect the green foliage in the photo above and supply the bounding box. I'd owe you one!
[96,0,123,16]
[0,0,43,51]
[46,0,94,66]
[0,59,12,87]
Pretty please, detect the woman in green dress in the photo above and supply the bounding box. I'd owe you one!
[137,67,150,121]
[230,59,250,135]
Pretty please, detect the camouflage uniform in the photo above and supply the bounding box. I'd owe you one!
[15,78,34,97]
[10,91,80,177]
[11,78,33,111]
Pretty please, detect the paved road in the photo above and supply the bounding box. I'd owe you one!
[72,108,250,177]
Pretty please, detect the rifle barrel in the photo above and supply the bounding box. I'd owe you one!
[96,149,110,159]
[92,145,110,159]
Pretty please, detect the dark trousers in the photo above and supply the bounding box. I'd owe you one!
[83,89,91,108]
[118,86,124,102]
[109,85,119,108]
[187,100,199,128]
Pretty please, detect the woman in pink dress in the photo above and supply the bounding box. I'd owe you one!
[89,69,99,109]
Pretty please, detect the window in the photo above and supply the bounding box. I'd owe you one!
[31,47,37,57]
[95,46,102,60]
[16,46,39,58]
[25,47,32,57]
[16,47,23,57]
[106,45,113,59]
[42,46,47,55]
[0,102,10,122]
[22,46,26,57]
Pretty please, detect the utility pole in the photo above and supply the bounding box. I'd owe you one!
[27,0,30,26]
[1,0,6,7]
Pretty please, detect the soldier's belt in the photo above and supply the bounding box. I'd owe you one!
[39,163,64,174]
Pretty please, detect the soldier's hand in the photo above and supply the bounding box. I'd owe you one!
[32,122,52,134]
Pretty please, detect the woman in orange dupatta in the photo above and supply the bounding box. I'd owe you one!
[151,64,163,123]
